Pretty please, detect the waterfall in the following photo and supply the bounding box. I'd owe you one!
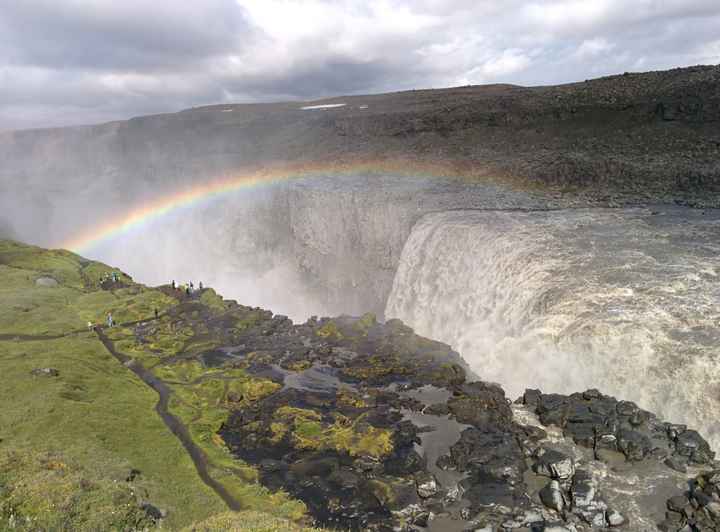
[386,208,720,448]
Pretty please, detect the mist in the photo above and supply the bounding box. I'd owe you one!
[2,69,720,457]
[0,164,444,321]
[84,190,331,322]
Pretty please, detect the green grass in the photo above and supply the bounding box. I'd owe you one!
[181,510,323,532]
[0,448,155,531]
[0,335,227,528]
[0,240,324,530]
[0,241,175,335]
[162,366,302,518]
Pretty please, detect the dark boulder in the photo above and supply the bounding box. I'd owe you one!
[536,394,570,427]
[540,480,567,514]
[448,381,513,428]
[571,469,596,508]
[674,429,715,464]
[450,427,526,485]
[616,428,652,461]
[523,388,542,407]
[140,502,167,521]
[533,449,575,480]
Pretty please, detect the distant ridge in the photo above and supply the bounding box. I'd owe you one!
[1,64,719,204]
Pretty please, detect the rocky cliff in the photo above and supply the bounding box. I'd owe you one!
[2,66,719,190]
[1,239,719,531]
[2,64,720,241]
[2,65,719,321]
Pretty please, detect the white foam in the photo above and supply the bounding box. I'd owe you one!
[386,209,720,449]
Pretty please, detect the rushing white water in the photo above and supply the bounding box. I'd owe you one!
[386,208,720,448]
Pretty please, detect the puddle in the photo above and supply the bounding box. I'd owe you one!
[199,346,246,367]
[393,386,470,488]
[403,384,453,406]
[391,385,493,530]
[273,363,350,393]
[401,408,470,488]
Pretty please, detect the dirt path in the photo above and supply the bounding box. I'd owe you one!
[0,316,162,342]
[0,334,67,341]
[94,327,243,512]
[0,314,243,511]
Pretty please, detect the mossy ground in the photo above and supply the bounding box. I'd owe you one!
[0,240,465,531]
[0,240,317,530]
[181,511,323,532]
[0,448,155,531]
[0,323,225,529]
[0,241,175,336]
[271,406,393,458]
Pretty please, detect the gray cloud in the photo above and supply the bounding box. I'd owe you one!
[1,0,719,130]
[0,1,251,70]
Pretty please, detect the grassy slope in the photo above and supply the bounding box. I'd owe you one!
[0,240,318,531]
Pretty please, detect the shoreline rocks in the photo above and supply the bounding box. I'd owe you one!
[209,310,717,530]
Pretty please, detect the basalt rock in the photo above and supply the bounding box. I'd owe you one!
[533,449,575,480]
[528,389,715,466]
[448,381,514,428]
[661,470,720,531]
[206,307,715,530]
[218,314,481,530]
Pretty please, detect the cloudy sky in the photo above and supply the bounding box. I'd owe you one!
[1,0,719,131]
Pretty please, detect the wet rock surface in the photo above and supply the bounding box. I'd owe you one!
[138,288,719,530]
[660,470,720,531]
[526,390,716,466]
[206,307,719,530]
[218,314,479,530]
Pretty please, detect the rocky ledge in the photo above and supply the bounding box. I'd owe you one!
[6,240,718,531]
[207,310,718,531]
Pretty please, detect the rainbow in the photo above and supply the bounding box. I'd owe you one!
[58,159,482,253]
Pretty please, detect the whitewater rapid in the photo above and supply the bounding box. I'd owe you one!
[386,208,720,449]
